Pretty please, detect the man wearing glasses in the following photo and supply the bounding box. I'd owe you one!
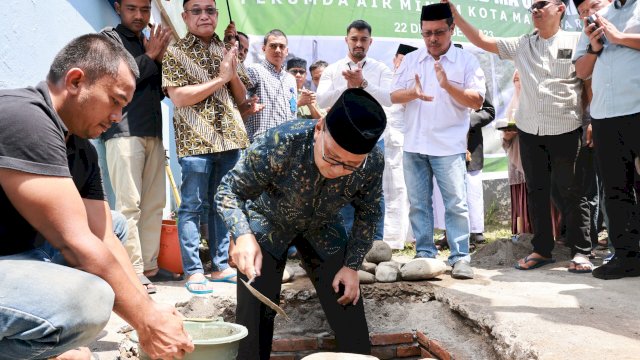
[216,89,386,359]
[443,0,593,273]
[287,57,325,119]
[390,4,485,279]
[162,0,252,294]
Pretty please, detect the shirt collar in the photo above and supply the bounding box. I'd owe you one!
[344,56,368,68]
[419,43,457,63]
[35,81,68,136]
[184,32,222,48]
[261,59,285,75]
[115,24,142,42]
[615,0,636,8]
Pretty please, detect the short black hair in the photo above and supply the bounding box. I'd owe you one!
[237,31,249,41]
[346,20,372,35]
[47,34,139,85]
[263,29,287,46]
[310,60,328,73]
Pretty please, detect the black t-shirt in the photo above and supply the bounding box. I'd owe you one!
[0,82,105,256]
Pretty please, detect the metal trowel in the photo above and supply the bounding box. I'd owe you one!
[241,278,290,322]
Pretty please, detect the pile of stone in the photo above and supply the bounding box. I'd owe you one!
[359,241,446,284]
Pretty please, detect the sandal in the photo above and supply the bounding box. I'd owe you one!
[137,274,157,294]
[568,254,594,273]
[185,280,214,295]
[515,255,556,270]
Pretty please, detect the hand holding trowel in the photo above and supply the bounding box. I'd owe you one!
[233,234,290,321]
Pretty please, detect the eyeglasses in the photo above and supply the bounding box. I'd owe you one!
[421,28,450,38]
[288,69,306,75]
[528,1,552,13]
[185,7,218,16]
[321,128,367,172]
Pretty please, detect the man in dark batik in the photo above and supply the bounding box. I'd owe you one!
[216,88,386,359]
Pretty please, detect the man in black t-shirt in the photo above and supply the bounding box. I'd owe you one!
[0,35,193,359]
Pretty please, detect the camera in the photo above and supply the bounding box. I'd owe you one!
[586,14,606,44]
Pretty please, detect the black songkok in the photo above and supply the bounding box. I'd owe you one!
[325,89,386,155]
[287,57,307,70]
[421,3,453,21]
[573,0,586,9]
[396,44,418,56]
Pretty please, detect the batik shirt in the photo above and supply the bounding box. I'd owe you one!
[215,119,383,270]
[162,32,251,157]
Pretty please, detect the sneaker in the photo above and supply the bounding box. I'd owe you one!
[451,260,474,279]
[603,252,614,265]
[592,254,640,280]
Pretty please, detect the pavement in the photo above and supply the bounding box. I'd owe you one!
[92,240,640,360]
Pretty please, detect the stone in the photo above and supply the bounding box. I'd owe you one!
[282,266,293,283]
[365,240,392,264]
[358,270,376,284]
[375,262,399,282]
[400,258,447,280]
[360,261,377,274]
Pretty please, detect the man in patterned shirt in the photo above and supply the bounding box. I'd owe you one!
[162,0,252,293]
[245,29,298,142]
[216,89,386,359]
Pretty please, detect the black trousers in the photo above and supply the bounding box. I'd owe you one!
[592,114,640,255]
[235,235,371,360]
[518,129,591,258]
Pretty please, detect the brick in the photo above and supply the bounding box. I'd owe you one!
[428,339,451,360]
[416,331,430,349]
[370,332,414,345]
[397,344,422,357]
[269,355,295,360]
[318,336,337,350]
[371,345,396,359]
[420,347,437,358]
[271,337,318,352]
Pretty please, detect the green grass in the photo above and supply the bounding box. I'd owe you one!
[483,156,508,173]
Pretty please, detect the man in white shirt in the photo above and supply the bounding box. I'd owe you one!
[390,4,485,279]
[317,19,393,242]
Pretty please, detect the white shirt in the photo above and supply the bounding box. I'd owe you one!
[392,45,485,156]
[316,56,393,108]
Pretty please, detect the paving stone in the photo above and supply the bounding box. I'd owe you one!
[271,337,318,352]
[370,332,414,345]
[400,258,447,280]
[397,344,422,357]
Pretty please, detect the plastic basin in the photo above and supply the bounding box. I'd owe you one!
[132,321,248,360]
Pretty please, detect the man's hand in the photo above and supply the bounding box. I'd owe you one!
[298,88,317,107]
[144,23,172,62]
[232,234,263,280]
[598,16,623,46]
[219,47,239,83]
[239,95,265,119]
[584,16,605,52]
[224,21,238,45]
[413,74,435,102]
[137,302,194,360]
[332,266,360,306]
[585,123,593,148]
[502,129,518,141]
[434,62,449,89]
[342,63,365,89]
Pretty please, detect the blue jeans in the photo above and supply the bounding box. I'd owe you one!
[340,140,385,240]
[178,150,240,276]
[403,152,470,265]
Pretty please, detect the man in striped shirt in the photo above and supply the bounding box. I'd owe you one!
[444,0,593,272]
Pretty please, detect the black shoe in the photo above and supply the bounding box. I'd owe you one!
[592,254,640,280]
[451,260,474,279]
[470,233,486,244]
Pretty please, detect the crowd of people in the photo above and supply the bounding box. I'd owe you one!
[0,0,639,358]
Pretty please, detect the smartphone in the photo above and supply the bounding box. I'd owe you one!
[586,14,606,44]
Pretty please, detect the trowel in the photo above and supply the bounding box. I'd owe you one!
[241,278,290,322]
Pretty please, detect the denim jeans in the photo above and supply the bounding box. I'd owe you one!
[403,152,470,265]
[340,140,385,240]
[178,150,240,276]
[0,251,115,358]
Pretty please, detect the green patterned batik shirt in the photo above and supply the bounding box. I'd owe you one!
[162,32,252,157]
[215,119,383,270]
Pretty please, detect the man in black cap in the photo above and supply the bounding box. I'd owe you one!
[216,88,386,359]
[391,4,485,279]
[287,57,324,119]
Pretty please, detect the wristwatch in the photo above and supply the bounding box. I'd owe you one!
[586,44,603,56]
[359,79,368,89]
